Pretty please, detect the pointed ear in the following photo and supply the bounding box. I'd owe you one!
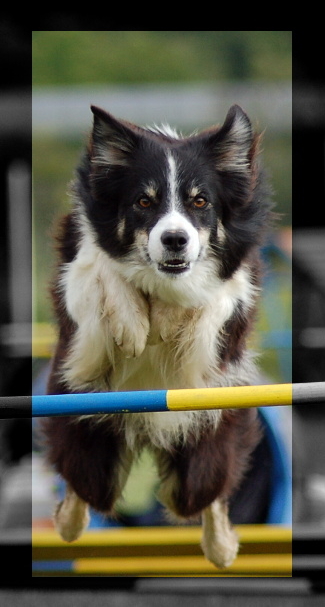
[209,104,254,172]
[90,105,138,167]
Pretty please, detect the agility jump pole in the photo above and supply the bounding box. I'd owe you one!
[0,382,325,419]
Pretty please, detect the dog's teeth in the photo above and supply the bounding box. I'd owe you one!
[163,259,189,267]
[164,262,187,268]
[158,260,190,274]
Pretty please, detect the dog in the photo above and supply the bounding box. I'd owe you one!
[43,103,272,569]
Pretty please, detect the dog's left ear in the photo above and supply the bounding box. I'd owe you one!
[208,105,255,172]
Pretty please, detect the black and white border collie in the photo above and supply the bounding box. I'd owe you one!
[43,104,272,568]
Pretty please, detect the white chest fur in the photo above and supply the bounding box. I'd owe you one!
[59,232,257,449]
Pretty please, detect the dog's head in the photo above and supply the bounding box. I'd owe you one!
[76,104,270,301]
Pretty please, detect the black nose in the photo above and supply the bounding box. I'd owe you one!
[161,230,189,252]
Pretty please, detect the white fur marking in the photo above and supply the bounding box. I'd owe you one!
[60,212,258,449]
[147,210,201,270]
[201,499,239,568]
[148,124,181,139]
[61,225,150,391]
[166,152,179,212]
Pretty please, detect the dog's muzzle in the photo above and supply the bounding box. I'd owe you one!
[158,229,191,274]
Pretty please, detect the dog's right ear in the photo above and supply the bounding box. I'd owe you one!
[90,105,139,168]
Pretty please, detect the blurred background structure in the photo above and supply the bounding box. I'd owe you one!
[0,21,31,534]
[292,36,325,528]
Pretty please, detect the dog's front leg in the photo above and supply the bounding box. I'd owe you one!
[54,484,90,542]
[201,499,239,568]
[64,248,150,359]
[102,273,150,358]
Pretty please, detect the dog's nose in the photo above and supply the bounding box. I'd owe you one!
[161,230,189,252]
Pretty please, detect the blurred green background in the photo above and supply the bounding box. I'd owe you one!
[32,31,291,384]
[33,31,291,85]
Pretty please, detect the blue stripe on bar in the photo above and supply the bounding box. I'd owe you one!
[32,560,74,572]
[32,390,168,417]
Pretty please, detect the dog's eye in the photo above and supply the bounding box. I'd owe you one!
[193,196,208,209]
[138,197,152,209]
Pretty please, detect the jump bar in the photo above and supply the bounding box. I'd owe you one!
[0,383,325,419]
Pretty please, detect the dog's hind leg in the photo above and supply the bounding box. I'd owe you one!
[154,408,261,568]
[201,498,239,568]
[156,450,239,568]
[43,416,133,541]
[54,483,90,542]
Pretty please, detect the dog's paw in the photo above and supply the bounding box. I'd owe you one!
[103,284,150,358]
[201,527,239,569]
[200,499,239,569]
[54,495,90,543]
[64,246,150,360]
[147,299,188,345]
[108,305,150,358]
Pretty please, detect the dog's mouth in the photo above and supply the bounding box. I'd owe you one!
[158,259,191,275]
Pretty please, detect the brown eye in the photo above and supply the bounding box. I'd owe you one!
[193,196,208,209]
[138,197,152,209]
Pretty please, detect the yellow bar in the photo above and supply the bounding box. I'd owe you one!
[73,554,292,575]
[237,524,291,544]
[32,525,291,548]
[32,323,56,358]
[167,384,292,411]
[32,526,201,547]
[32,526,292,577]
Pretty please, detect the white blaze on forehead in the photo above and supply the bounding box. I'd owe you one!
[145,151,203,266]
[166,152,180,211]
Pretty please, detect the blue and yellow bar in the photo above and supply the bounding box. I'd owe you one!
[34,383,292,417]
[1,382,324,418]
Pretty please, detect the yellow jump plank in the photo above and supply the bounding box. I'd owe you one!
[73,553,292,576]
[32,525,292,577]
[32,525,292,549]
